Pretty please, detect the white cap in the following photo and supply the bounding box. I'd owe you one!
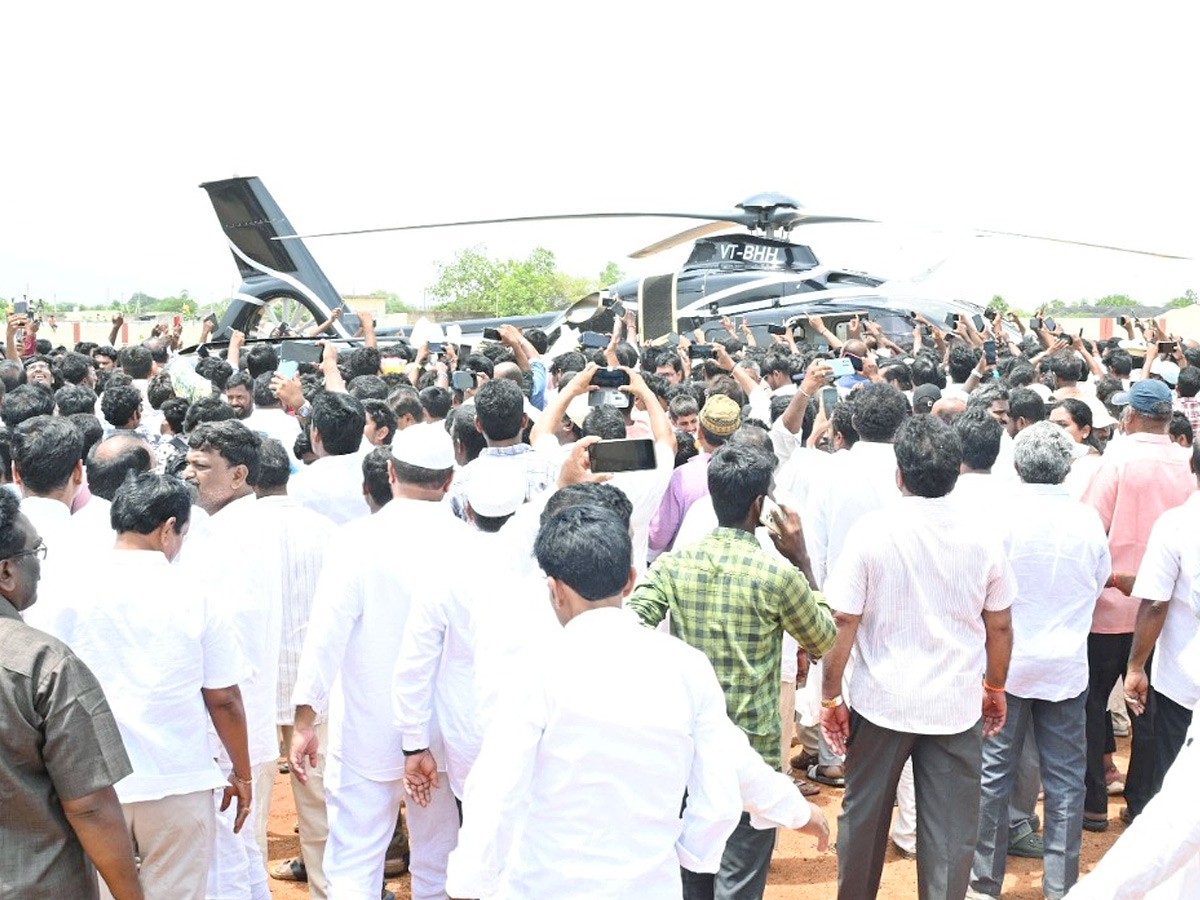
[391,422,455,470]
[1150,358,1181,386]
[467,459,526,517]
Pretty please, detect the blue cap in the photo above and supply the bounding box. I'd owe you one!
[1112,378,1172,413]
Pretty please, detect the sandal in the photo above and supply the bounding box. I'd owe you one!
[792,776,821,797]
[807,763,846,787]
[1007,829,1044,858]
[270,858,308,882]
[1082,813,1108,833]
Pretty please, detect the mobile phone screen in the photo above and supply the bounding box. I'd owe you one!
[277,360,300,379]
[482,328,502,341]
[14,300,28,315]
[820,386,839,415]
[983,340,996,366]
[588,438,656,473]
[281,341,323,366]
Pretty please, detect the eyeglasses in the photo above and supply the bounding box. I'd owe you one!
[6,540,47,562]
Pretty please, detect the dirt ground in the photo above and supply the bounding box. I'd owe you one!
[264,740,1129,899]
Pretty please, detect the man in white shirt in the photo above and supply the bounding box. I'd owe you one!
[182,421,282,900]
[36,472,254,900]
[821,414,1016,900]
[804,382,908,787]
[249,440,336,899]
[10,416,91,629]
[1124,441,1200,801]
[1062,634,1200,900]
[444,504,827,900]
[289,392,372,524]
[290,423,469,900]
[968,423,1111,900]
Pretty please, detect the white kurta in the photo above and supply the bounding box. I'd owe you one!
[291,498,472,780]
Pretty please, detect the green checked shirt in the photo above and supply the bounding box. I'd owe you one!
[628,527,835,768]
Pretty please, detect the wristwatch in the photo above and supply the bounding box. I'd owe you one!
[403,747,428,757]
[297,402,313,419]
[821,695,844,709]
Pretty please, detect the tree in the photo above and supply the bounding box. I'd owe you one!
[428,246,579,317]
[1168,288,1198,309]
[1093,294,1137,308]
[598,261,625,286]
[987,294,1009,316]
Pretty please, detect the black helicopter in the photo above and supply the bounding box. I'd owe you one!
[200,177,1184,352]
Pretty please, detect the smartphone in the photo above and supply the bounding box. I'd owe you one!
[172,314,182,329]
[451,370,476,391]
[944,312,960,330]
[1158,340,1177,355]
[14,299,28,315]
[983,339,997,366]
[610,300,626,318]
[985,309,999,321]
[482,327,502,341]
[277,360,300,379]
[580,331,608,349]
[428,341,445,353]
[588,388,630,409]
[767,324,788,336]
[1029,316,1043,330]
[1044,317,1057,332]
[688,344,715,360]
[280,341,323,366]
[592,368,630,388]
[759,495,783,535]
[1117,315,1128,327]
[204,312,219,327]
[828,357,855,378]
[971,314,986,332]
[588,438,656,473]
[919,325,932,338]
[820,385,839,416]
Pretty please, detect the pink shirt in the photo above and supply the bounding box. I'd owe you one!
[1083,433,1195,633]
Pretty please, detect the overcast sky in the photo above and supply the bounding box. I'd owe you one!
[3,2,1197,312]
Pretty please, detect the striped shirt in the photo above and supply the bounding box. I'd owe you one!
[628,527,836,767]
[824,495,1016,734]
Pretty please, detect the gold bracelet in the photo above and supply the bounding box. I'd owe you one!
[232,773,253,786]
[821,695,844,709]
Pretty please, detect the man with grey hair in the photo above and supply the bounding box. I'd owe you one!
[968,422,1111,900]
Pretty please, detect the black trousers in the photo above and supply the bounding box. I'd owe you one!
[1084,632,1132,814]
[1152,689,1194,793]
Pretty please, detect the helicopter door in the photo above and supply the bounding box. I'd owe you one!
[638,273,678,344]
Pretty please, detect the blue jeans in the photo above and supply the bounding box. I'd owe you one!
[971,690,1087,900]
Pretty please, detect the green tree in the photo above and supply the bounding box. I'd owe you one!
[598,261,625,286]
[1093,294,1137,308]
[1168,288,1197,309]
[429,246,578,317]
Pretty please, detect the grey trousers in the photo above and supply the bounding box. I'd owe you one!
[681,812,776,900]
[836,712,983,900]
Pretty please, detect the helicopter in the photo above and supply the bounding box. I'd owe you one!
[200,176,1186,353]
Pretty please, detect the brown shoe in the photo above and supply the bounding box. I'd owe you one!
[789,750,818,771]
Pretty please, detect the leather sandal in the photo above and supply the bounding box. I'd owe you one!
[807,763,846,787]
[270,858,308,882]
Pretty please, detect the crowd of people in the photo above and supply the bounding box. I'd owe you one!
[1,301,1199,900]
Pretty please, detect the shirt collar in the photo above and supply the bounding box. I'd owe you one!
[1024,482,1070,496]
[20,496,72,519]
[481,444,533,458]
[708,525,762,546]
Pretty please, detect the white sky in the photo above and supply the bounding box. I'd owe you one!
[3,2,1197,312]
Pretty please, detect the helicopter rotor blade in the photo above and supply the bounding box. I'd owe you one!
[628,222,738,259]
[275,210,757,241]
[775,212,878,229]
[975,229,1191,260]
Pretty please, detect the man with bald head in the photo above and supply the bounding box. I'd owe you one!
[932,395,966,424]
[70,433,156,545]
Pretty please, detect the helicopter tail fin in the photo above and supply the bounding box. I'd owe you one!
[199,177,353,339]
